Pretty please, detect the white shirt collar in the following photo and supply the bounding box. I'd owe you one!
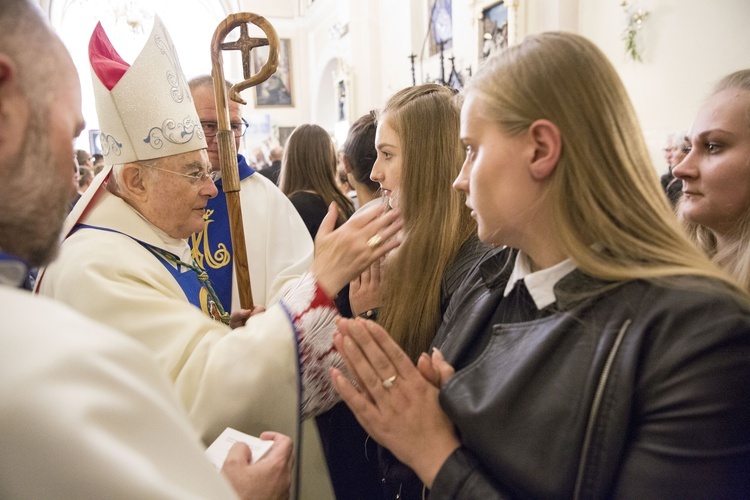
[503,251,577,309]
[135,211,193,262]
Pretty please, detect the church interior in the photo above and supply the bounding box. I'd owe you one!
[38,0,750,173]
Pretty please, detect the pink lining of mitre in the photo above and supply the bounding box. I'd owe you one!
[88,22,130,91]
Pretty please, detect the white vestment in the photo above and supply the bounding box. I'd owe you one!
[0,284,238,499]
[210,167,314,309]
[38,187,337,499]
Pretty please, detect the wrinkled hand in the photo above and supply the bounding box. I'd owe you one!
[229,306,266,329]
[221,432,293,500]
[330,318,460,488]
[313,203,403,298]
[350,258,383,317]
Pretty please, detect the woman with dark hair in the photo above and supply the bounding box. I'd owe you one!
[340,112,381,209]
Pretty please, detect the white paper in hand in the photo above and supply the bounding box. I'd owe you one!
[205,427,274,469]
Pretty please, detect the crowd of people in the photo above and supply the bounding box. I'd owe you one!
[2,0,750,498]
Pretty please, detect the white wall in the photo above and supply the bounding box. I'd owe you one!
[577,0,750,172]
[44,0,750,164]
[358,0,750,172]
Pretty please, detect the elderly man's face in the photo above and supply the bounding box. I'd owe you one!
[191,85,242,171]
[138,149,218,239]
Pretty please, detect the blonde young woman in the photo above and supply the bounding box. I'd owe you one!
[332,33,750,498]
[674,69,750,291]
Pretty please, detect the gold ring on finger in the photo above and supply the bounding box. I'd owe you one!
[367,234,383,250]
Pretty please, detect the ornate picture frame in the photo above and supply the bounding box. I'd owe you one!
[253,38,294,108]
[89,129,102,155]
[480,1,509,62]
[429,0,453,56]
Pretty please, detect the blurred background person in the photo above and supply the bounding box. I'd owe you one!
[76,148,93,170]
[315,110,384,499]
[258,144,283,185]
[92,152,105,174]
[280,124,355,239]
[339,112,381,211]
[77,165,94,194]
[660,130,687,206]
[336,158,358,209]
[280,123,356,318]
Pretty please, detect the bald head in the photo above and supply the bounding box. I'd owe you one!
[269,146,283,162]
[0,0,85,266]
[0,0,68,104]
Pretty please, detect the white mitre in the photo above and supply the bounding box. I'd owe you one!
[89,15,206,164]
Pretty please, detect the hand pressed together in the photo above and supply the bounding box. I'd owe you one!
[330,318,460,488]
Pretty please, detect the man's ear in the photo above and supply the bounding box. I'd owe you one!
[527,119,562,180]
[0,54,30,157]
[119,163,148,200]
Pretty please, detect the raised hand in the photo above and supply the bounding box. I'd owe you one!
[350,258,383,317]
[312,203,402,298]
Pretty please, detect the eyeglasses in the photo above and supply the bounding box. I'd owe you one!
[200,119,249,138]
[142,163,217,184]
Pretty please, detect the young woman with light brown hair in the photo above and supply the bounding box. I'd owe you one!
[280,123,355,237]
[342,83,486,499]
[353,83,484,362]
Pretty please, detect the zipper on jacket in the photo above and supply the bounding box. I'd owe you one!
[573,319,631,500]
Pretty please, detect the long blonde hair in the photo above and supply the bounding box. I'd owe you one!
[466,32,739,291]
[378,84,477,362]
[280,124,354,224]
[680,69,750,291]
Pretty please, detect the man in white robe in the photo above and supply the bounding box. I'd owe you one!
[188,75,313,311]
[37,15,401,500]
[0,1,292,497]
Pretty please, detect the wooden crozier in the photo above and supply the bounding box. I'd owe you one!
[210,14,280,310]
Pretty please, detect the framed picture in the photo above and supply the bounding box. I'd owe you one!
[480,2,509,61]
[333,60,352,124]
[253,38,294,108]
[88,129,102,155]
[429,0,453,56]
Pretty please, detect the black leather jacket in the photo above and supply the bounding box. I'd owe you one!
[429,248,750,499]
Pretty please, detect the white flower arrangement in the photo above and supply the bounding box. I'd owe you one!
[621,0,650,62]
